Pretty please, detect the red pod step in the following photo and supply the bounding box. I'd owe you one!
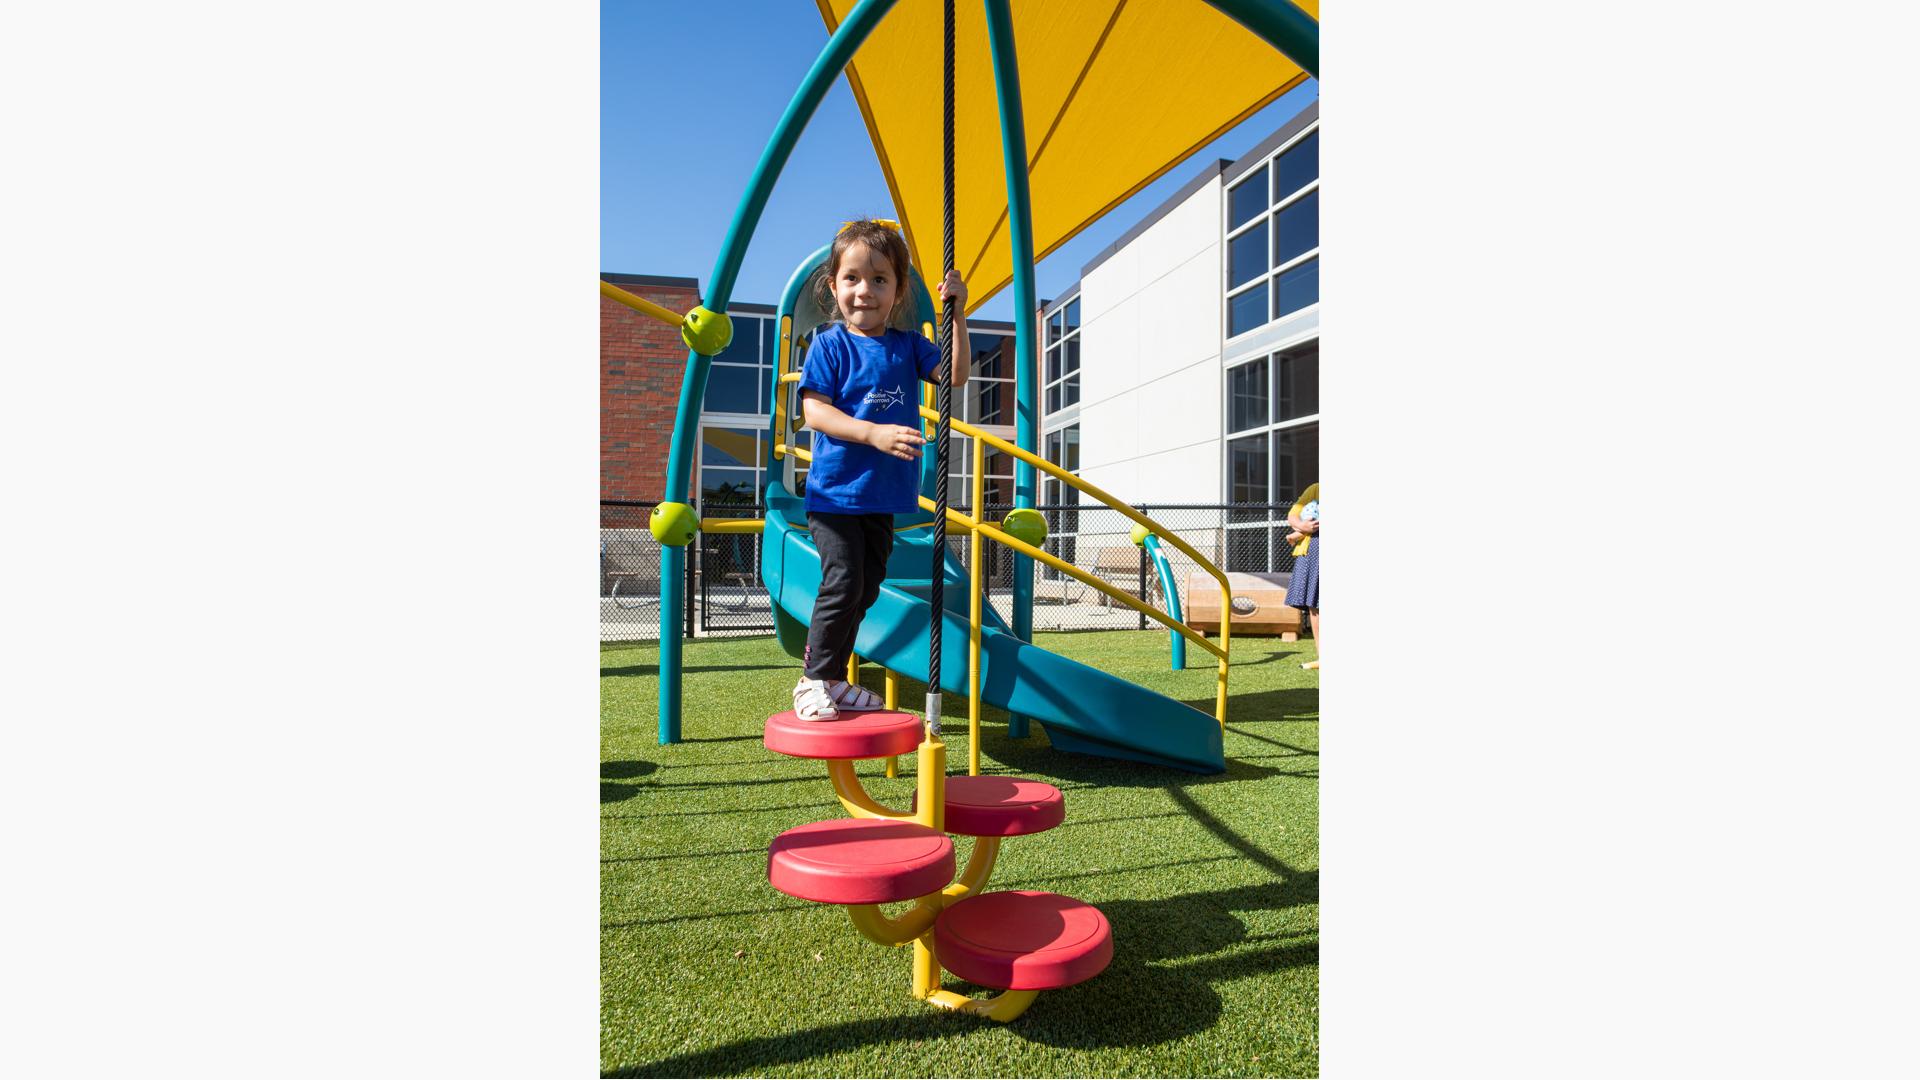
[933,890,1113,990]
[767,817,955,905]
[764,709,923,761]
[912,775,1065,836]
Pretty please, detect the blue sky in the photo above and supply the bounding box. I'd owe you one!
[601,0,1316,322]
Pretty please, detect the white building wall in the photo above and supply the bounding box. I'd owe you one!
[1074,178,1224,505]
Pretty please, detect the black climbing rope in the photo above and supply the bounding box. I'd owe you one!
[927,0,956,735]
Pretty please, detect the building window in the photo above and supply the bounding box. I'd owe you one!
[1228,357,1268,433]
[699,425,763,505]
[1041,424,1080,578]
[966,331,1015,429]
[1224,125,1319,340]
[703,313,772,415]
[1223,340,1319,571]
[1044,294,1082,416]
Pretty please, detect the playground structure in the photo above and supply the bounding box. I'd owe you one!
[603,0,1316,1022]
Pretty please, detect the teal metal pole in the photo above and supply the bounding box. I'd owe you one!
[656,0,901,744]
[982,0,1038,740]
[1144,534,1186,670]
[659,547,683,742]
[1198,0,1318,77]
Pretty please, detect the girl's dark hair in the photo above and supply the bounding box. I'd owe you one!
[813,219,915,327]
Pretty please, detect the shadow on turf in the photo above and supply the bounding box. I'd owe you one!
[985,730,1291,790]
[601,760,660,803]
[608,876,1318,1076]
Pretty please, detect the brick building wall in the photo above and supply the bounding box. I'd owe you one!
[601,273,701,501]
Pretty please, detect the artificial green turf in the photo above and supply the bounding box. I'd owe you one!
[602,630,1318,1078]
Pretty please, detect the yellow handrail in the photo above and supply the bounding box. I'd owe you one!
[599,279,685,329]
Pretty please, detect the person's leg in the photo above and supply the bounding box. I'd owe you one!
[803,512,867,682]
[1303,608,1320,669]
[820,513,897,710]
[855,513,896,617]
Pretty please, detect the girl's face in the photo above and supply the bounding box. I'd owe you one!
[832,240,899,337]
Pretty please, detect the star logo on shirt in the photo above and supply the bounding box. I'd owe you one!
[861,386,906,409]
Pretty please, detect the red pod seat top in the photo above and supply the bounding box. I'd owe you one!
[767,817,955,904]
[933,890,1113,990]
[764,709,923,760]
[912,774,1065,836]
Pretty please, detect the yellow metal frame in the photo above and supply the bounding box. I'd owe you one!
[825,736,1032,1019]
[599,279,686,328]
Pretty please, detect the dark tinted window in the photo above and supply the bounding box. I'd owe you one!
[1229,163,1268,230]
[1271,131,1318,202]
[1272,257,1319,318]
[1228,433,1269,502]
[701,468,757,504]
[1272,189,1319,267]
[713,315,759,365]
[1228,358,1268,433]
[703,363,760,413]
[1065,338,1079,373]
[1229,220,1269,289]
[1273,422,1319,499]
[1065,298,1081,334]
[1275,345,1318,420]
[1229,286,1267,337]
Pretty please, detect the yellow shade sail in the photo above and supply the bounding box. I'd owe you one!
[816,0,1316,314]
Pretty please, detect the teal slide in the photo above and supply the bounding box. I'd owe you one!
[760,480,1225,774]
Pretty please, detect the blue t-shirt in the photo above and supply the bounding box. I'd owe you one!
[798,322,940,514]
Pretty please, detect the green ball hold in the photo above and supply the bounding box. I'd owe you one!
[1129,522,1152,546]
[1001,507,1048,548]
[649,501,698,547]
[681,306,733,357]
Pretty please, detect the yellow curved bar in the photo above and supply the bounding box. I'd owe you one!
[944,835,998,901]
[698,518,764,534]
[825,760,914,820]
[972,520,1226,660]
[846,898,943,947]
[917,406,1230,601]
[599,280,687,329]
[916,405,1233,726]
[925,988,1040,1021]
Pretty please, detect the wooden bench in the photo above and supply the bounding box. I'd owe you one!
[1184,571,1301,639]
[1089,545,1155,608]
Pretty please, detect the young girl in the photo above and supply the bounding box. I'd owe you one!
[1284,481,1320,670]
[791,219,970,720]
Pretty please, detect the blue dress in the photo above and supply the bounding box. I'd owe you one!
[1286,535,1318,611]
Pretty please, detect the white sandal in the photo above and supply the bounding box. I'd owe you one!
[793,678,839,721]
[826,679,885,712]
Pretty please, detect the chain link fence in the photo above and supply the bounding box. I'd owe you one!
[601,500,1305,643]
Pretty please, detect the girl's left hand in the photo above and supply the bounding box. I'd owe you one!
[936,270,967,309]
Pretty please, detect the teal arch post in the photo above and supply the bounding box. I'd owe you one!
[656,0,903,744]
[1143,533,1186,670]
[982,0,1040,740]
[1199,0,1318,77]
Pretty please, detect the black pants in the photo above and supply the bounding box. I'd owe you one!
[803,511,896,681]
